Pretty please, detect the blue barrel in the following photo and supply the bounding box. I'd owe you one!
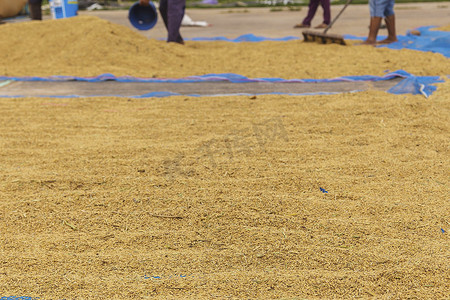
[128,2,158,31]
[49,0,78,19]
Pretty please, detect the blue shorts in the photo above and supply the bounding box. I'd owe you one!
[370,0,395,18]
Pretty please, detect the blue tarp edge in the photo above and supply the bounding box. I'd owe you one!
[188,26,450,58]
[344,26,450,58]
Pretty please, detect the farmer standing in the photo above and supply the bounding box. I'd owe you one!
[363,0,398,44]
[294,0,331,29]
[139,0,185,44]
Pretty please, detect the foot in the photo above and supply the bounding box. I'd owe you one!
[359,39,377,45]
[168,40,184,45]
[168,35,184,45]
[376,37,398,44]
[294,23,310,29]
[176,36,185,45]
[314,23,328,29]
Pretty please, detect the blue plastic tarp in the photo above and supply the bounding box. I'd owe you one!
[0,70,444,98]
[344,26,450,58]
[190,33,300,42]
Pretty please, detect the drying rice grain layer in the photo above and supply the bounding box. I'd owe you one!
[0,15,449,300]
[1,83,449,298]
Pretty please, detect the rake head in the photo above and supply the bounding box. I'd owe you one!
[302,30,346,45]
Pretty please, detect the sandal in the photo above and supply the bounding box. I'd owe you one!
[314,23,328,29]
[294,23,310,29]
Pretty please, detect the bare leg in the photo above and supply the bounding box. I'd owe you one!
[362,16,382,45]
[377,14,398,44]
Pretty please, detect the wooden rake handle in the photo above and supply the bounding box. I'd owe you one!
[324,0,353,34]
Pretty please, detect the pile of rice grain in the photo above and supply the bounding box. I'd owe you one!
[435,24,450,31]
[0,16,449,78]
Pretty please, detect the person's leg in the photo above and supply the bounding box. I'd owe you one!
[158,0,169,30]
[28,0,42,20]
[377,14,397,43]
[166,0,185,44]
[378,0,397,44]
[363,0,383,44]
[321,0,331,25]
[302,0,321,26]
[363,16,382,44]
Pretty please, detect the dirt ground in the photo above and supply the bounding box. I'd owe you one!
[0,5,449,300]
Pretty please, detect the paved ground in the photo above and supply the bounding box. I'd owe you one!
[7,2,448,38]
[81,2,450,40]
